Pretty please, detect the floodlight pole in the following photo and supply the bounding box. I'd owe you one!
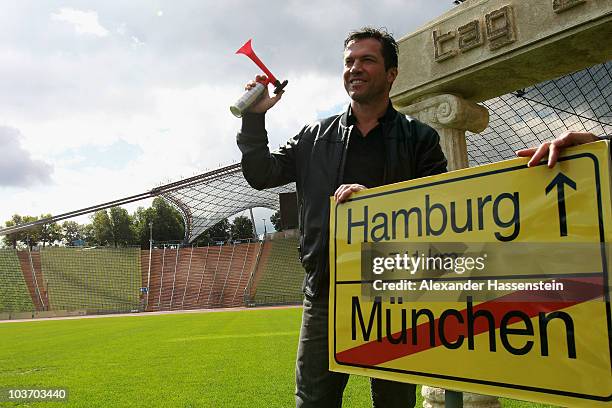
[145,221,153,309]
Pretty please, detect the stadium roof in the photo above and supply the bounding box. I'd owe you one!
[155,164,294,243]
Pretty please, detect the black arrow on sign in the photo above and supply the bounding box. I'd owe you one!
[545,172,577,237]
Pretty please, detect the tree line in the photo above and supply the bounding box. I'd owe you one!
[2,198,259,249]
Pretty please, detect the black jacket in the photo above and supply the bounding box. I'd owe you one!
[237,104,447,298]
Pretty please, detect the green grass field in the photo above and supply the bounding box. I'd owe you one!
[41,248,140,313]
[0,308,557,407]
[0,250,34,313]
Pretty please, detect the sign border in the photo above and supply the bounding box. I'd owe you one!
[332,152,612,402]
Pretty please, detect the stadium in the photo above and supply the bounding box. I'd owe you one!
[1,1,611,407]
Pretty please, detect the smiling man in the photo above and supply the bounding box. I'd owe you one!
[236,27,447,407]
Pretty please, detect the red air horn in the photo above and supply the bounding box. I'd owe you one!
[230,39,288,118]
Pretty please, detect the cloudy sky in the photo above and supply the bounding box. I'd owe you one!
[1,0,452,234]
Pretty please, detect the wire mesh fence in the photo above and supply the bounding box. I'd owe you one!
[248,236,305,307]
[467,60,612,166]
[40,247,142,314]
[0,249,35,313]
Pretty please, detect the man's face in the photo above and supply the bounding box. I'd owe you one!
[343,38,397,103]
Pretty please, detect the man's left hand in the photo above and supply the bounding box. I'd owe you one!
[334,184,367,203]
[515,131,598,168]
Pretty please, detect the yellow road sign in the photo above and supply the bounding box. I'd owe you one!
[329,141,612,407]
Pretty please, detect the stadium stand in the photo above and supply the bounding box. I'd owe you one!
[142,242,259,312]
[41,247,141,314]
[0,249,35,313]
[249,231,305,306]
[15,249,47,311]
[178,245,217,309]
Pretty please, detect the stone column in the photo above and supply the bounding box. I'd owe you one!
[420,387,501,408]
[398,94,500,408]
[399,93,488,171]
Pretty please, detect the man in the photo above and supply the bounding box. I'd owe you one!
[516,131,611,167]
[236,27,447,407]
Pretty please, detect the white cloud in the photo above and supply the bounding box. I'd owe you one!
[51,8,109,37]
[131,36,145,48]
[116,23,127,36]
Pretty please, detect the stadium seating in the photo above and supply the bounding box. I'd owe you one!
[0,249,35,312]
[250,234,305,306]
[41,247,141,313]
[142,242,259,312]
[15,250,47,311]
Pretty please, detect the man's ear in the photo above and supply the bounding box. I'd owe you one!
[387,67,398,85]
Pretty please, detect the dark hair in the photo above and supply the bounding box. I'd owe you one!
[344,27,398,70]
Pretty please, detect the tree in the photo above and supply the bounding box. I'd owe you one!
[90,207,136,247]
[270,210,282,232]
[109,207,134,247]
[133,198,184,247]
[62,221,83,245]
[196,218,230,245]
[3,214,24,249]
[81,223,95,245]
[231,215,254,240]
[19,215,40,249]
[91,210,113,246]
[38,214,61,247]
[150,198,184,243]
[2,214,59,249]
[133,206,155,248]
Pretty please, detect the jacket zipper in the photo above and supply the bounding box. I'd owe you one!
[312,124,352,297]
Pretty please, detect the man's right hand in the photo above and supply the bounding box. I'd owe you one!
[334,184,367,203]
[245,75,284,114]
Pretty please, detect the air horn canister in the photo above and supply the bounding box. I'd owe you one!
[230,39,288,118]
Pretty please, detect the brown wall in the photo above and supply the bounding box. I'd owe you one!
[141,242,260,311]
[16,251,47,311]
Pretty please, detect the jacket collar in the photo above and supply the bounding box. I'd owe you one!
[340,100,397,127]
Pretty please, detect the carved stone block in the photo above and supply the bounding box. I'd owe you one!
[402,94,489,133]
[553,0,587,13]
[433,29,458,62]
[485,5,516,50]
[458,20,484,53]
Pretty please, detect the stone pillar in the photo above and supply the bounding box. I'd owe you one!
[399,93,488,171]
[398,94,499,408]
[421,387,501,408]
